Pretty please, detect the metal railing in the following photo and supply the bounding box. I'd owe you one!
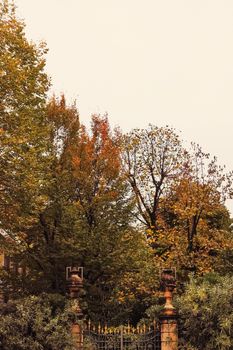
[83,322,161,350]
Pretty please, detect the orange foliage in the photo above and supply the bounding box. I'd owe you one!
[71,115,123,228]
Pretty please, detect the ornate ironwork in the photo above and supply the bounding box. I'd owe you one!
[84,323,161,350]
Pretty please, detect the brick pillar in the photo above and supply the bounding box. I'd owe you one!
[67,267,84,350]
[71,318,83,350]
[159,269,178,350]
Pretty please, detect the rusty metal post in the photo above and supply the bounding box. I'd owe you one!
[159,268,178,350]
[67,267,84,350]
[0,279,4,304]
[120,325,124,350]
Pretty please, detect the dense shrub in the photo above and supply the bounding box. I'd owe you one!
[0,293,76,350]
[176,274,233,350]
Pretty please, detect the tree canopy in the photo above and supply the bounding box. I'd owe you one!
[0,0,50,240]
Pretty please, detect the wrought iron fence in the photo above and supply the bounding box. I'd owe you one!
[83,322,161,350]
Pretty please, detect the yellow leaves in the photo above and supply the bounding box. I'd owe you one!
[145,228,153,238]
[148,221,233,276]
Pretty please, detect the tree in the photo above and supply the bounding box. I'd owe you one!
[123,125,186,238]
[169,144,233,254]
[15,95,81,293]
[0,0,50,240]
[162,145,233,274]
[123,126,233,274]
[71,115,128,231]
[69,115,145,322]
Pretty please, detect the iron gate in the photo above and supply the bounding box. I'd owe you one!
[84,323,161,350]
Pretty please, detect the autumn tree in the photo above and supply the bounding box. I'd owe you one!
[0,0,50,242]
[164,144,233,273]
[69,115,143,322]
[39,94,80,249]
[72,115,127,230]
[170,144,233,252]
[123,126,233,274]
[17,95,81,293]
[123,125,186,241]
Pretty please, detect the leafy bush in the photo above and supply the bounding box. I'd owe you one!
[176,274,233,350]
[0,293,76,350]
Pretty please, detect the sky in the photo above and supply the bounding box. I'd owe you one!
[14,0,233,214]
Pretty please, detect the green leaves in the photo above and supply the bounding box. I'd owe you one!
[0,293,76,350]
[0,0,50,237]
[176,274,233,350]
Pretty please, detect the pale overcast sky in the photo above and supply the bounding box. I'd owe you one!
[15,0,233,214]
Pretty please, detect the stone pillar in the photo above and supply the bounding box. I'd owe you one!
[67,267,84,350]
[159,268,178,350]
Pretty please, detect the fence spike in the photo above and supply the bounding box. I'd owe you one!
[143,323,146,334]
[153,319,156,330]
[82,319,167,349]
